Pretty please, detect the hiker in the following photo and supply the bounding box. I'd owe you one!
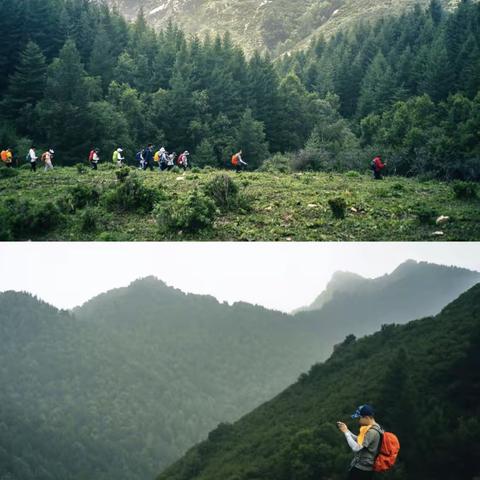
[231,150,247,173]
[113,148,125,167]
[28,146,38,172]
[136,149,145,169]
[42,149,55,171]
[89,148,100,170]
[1,147,13,167]
[177,151,189,171]
[371,156,386,180]
[142,144,154,171]
[337,404,383,479]
[167,152,176,171]
[159,148,169,171]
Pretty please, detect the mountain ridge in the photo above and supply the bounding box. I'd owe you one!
[106,0,458,56]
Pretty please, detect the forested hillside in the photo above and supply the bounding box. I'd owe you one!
[157,282,480,480]
[0,263,477,479]
[1,0,479,180]
[107,0,456,57]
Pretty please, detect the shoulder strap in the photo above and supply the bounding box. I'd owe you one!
[370,424,384,457]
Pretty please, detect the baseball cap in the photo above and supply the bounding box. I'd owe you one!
[351,404,375,418]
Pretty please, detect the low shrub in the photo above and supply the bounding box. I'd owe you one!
[104,175,160,213]
[76,163,87,174]
[0,167,18,179]
[414,205,437,225]
[68,184,100,210]
[155,189,216,233]
[115,167,130,183]
[0,198,63,240]
[258,153,292,173]
[452,181,477,200]
[204,174,240,210]
[328,197,347,219]
[79,208,99,233]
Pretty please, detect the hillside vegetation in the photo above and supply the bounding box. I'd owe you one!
[109,0,458,56]
[157,283,480,480]
[1,1,479,184]
[1,167,479,241]
[1,264,477,480]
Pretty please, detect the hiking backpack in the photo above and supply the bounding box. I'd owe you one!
[231,154,239,166]
[89,150,95,162]
[372,427,400,472]
[135,151,143,162]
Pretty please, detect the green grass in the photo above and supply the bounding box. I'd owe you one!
[1,165,479,241]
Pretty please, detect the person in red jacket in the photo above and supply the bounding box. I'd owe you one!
[371,156,386,180]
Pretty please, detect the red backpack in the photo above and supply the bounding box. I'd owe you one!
[89,150,95,162]
[231,154,239,166]
[372,427,400,472]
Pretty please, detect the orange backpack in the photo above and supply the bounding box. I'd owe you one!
[0,150,7,162]
[231,154,239,166]
[372,428,400,472]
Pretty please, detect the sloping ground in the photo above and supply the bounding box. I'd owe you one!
[156,283,480,480]
[1,167,479,241]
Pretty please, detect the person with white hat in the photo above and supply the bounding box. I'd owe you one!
[42,149,55,171]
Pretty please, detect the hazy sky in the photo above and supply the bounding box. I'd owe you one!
[0,242,479,313]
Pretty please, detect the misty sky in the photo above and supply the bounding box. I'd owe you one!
[0,242,479,313]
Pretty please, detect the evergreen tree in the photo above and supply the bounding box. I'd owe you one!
[236,109,269,169]
[6,41,47,110]
[357,52,396,117]
[36,39,100,162]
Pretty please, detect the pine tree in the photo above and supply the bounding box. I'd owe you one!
[6,41,47,110]
[194,139,216,167]
[89,24,115,91]
[357,52,396,117]
[0,0,26,93]
[36,39,100,161]
[236,109,269,169]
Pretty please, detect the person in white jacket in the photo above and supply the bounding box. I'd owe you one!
[28,146,38,172]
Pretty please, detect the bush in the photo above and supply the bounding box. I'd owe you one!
[68,184,100,211]
[204,174,240,210]
[328,197,347,219]
[345,170,361,178]
[155,189,217,233]
[190,167,201,174]
[76,163,87,174]
[171,165,181,174]
[0,166,18,179]
[258,153,292,173]
[452,181,477,200]
[115,167,130,182]
[292,149,328,171]
[0,198,62,240]
[414,205,437,225]
[104,175,160,213]
[79,208,98,233]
